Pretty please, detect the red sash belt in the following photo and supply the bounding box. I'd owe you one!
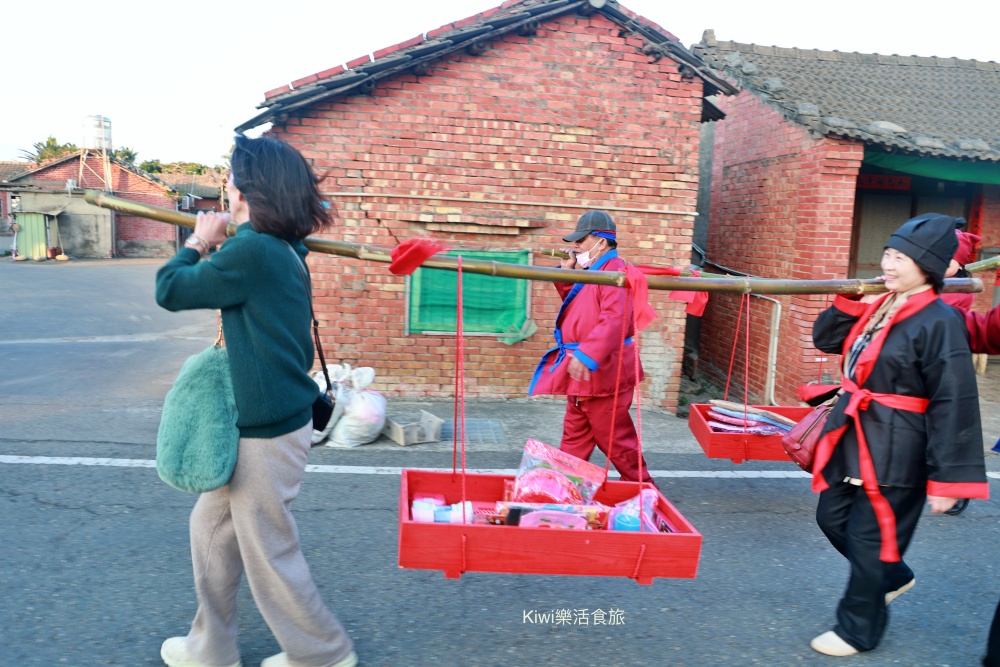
[811,378,929,562]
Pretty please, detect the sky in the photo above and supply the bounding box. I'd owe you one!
[3,0,998,167]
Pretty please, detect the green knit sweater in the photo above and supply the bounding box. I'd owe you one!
[156,223,317,438]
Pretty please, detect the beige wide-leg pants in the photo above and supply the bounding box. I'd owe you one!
[183,422,353,667]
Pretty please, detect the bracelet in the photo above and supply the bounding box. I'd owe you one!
[185,235,210,254]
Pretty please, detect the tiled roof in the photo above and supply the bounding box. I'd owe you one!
[236,0,738,133]
[155,171,226,199]
[693,31,1000,161]
[0,161,31,182]
[8,151,177,192]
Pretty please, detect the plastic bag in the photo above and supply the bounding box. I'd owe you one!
[512,438,606,504]
[310,364,352,446]
[327,366,387,448]
[608,488,674,533]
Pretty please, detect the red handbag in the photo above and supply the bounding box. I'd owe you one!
[781,405,833,472]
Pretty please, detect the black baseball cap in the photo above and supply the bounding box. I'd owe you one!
[563,210,616,243]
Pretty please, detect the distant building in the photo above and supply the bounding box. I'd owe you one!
[1,161,33,254]
[155,171,227,213]
[2,151,178,258]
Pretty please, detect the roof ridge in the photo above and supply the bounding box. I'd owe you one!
[238,0,737,133]
[704,38,1000,69]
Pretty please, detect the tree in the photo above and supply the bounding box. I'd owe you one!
[220,143,234,172]
[139,159,162,173]
[113,147,138,164]
[19,136,78,164]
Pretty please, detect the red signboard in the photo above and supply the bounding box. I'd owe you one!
[857,174,911,190]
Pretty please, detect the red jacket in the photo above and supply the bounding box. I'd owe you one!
[967,305,1000,355]
[530,251,643,397]
[941,291,974,313]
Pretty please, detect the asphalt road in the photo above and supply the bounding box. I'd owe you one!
[1,258,999,667]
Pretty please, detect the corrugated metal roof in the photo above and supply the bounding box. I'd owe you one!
[693,32,1000,161]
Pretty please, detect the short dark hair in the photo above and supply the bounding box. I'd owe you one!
[921,267,945,294]
[230,135,330,240]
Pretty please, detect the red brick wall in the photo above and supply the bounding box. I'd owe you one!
[30,156,176,253]
[703,92,863,404]
[270,12,705,407]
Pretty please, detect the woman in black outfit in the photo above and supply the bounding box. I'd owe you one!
[809,213,989,657]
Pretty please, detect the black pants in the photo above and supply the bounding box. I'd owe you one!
[816,481,926,651]
[984,600,1000,666]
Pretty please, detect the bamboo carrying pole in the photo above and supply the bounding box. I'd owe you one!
[84,191,986,296]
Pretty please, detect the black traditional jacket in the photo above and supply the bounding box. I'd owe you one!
[812,292,988,497]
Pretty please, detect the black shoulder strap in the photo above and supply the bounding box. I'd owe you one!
[284,241,333,394]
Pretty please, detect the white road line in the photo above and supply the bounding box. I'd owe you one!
[0,455,807,478]
[2,456,998,481]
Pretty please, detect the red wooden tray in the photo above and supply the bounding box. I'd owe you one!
[398,470,702,584]
[688,403,813,464]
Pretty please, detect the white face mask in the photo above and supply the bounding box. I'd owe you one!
[576,240,603,268]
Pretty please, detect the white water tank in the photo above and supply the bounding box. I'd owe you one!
[82,115,113,151]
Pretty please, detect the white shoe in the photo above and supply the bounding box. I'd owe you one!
[261,650,357,667]
[161,637,242,667]
[810,631,859,656]
[885,578,915,604]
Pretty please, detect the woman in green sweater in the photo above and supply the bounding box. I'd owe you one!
[156,135,356,667]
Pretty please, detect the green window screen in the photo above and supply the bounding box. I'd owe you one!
[408,250,529,334]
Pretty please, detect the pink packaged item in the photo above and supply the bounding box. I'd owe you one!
[512,438,606,504]
[518,511,589,530]
[707,410,769,428]
[497,501,610,530]
[513,468,582,504]
[707,420,784,436]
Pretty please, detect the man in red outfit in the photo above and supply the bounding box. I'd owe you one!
[529,211,654,484]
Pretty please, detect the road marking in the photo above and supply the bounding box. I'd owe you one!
[2,456,998,481]
[0,324,212,345]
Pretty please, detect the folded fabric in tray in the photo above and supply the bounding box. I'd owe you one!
[709,405,792,431]
[707,420,786,436]
[709,400,798,427]
[707,409,772,428]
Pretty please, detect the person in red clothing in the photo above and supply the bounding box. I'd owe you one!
[529,211,653,484]
[968,301,1000,667]
[967,303,1000,356]
[941,227,981,313]
[939,227,982,515]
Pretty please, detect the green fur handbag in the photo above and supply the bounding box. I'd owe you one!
[156,326,239,493]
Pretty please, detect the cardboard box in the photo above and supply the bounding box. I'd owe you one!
[382,410,444,446]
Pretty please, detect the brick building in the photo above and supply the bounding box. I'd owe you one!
[3,151,178,258]
[691,32,1000,405]
[155,171,227,213]
[235,0,736,406]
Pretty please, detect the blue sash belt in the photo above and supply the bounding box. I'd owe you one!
[528,332,633,394]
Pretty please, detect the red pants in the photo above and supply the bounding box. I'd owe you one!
[560,391,653,483]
